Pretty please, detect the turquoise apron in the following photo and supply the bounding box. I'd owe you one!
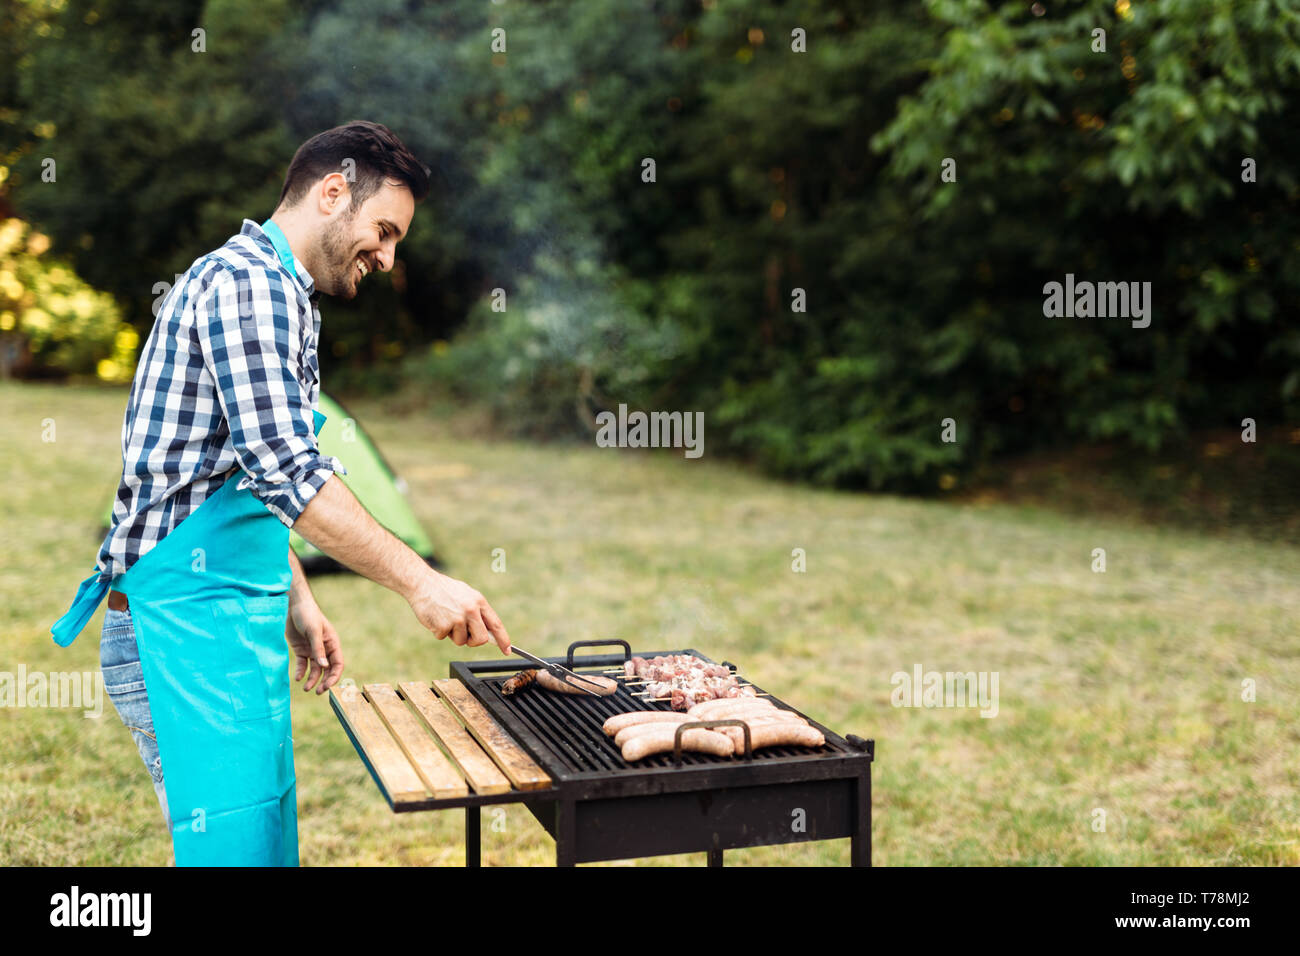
[50,219,319,866]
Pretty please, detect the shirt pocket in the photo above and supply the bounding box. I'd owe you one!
[211,594,291,723]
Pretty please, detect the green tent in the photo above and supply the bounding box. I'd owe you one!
[101,392,439,574]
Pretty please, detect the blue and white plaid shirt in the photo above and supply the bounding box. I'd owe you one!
[95,219,346,583]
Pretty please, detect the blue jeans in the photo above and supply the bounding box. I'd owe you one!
[100,607,172,830]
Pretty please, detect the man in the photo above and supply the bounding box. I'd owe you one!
[51,120,511,866]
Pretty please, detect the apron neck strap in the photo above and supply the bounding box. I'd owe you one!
[260,219,304,284]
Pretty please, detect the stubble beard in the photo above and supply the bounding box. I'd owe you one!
[319,210,359,299]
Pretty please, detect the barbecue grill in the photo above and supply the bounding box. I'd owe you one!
[331,640,874,866]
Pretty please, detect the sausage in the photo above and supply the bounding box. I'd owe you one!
[715,704,808,725]
[699,699,802,718]
[602,711,691,736]
[612,716,760,747]
[687,699,775,718]
[619,712,797,747]
[621,727,734,762]
[684,712,809,752]
[615,721,690,747]
[501,669,538,695]
[687,696,774,718]
[689,700,806,724]
[535,669,618,696]
[713,721,825,755]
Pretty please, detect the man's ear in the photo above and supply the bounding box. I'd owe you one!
[316,172,352,216]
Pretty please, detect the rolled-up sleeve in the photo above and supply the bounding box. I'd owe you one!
[196,266,345,526]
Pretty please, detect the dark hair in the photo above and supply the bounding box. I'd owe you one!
[276,120,430,213]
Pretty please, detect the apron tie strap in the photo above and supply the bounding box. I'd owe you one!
[50,567,112,647]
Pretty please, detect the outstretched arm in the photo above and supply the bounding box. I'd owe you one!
[292,474,512,654]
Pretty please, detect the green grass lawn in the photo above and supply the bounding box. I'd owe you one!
[2,381,1298,866]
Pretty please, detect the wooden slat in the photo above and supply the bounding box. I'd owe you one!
[431,679,552,791]
[364,683,469,800]
[333,684,428,805]
[398,682,512,795]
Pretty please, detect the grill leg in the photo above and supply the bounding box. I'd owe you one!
[707,847,724,867]
[555,801,577,867]
[466,806,480,868]
[850,768,871,867]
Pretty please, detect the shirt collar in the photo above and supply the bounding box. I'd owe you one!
[240,219,317,301]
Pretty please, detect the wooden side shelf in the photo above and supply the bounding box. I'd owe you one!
[331,681,553,810]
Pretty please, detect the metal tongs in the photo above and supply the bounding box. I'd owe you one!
[510,646,606,697]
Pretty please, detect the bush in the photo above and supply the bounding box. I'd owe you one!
[0,218,136,382]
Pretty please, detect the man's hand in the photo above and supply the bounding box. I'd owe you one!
[407,570,512,655]
[286,593,345,694]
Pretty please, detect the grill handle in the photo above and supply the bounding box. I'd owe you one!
[565,639,631,668]
[674,720,753,765]
[846,734,875,758]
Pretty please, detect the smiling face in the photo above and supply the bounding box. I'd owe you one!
[315,177,415,299]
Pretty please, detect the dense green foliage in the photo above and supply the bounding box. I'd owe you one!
[0,217,135,380]
[3,0,1297,488]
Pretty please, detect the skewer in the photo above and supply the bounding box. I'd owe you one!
[605,660,739,675]
[625,674,746,683]
[633,690,771,699]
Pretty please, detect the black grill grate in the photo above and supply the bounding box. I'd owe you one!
[457,648,850,776]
